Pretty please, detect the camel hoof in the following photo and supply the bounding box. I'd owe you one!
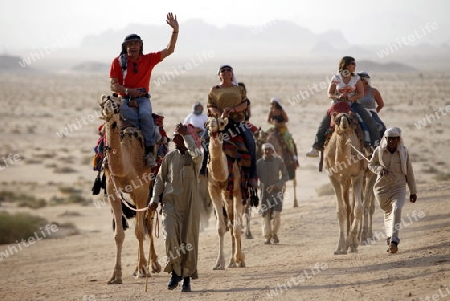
[240,262,246,268]
[213,266,225,270]
[245,232,254,239]
[334,250,347,255]
[107,278,122,284]
[151,261,162,273]
[350,247,358,253]
[228,262,237,268]
[133,267,150,278]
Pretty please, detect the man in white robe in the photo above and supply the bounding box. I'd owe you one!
[368,127,417,253]
[149,123,203,292]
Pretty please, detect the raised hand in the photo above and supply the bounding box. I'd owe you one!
[166,12,179,31]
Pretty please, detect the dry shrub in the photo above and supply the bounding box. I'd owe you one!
[316,183,335,196]
[25,158,43,165]
[58,186,81,194]
[0,191,46,209]
[434,173,450,181]
[53,166,77,174]
[0,212,49,244]
[422,166,439,174]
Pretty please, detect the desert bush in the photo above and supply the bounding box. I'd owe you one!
[25,158,43,165]
[0,191,16,203]
[53,166,77,174]
[58,186,81,194]
[48,196,65,206]
[422,166,439,174]
[17,197,46,209]
[316,183,335,196]
[0,212,48,244]
[0,191,46,208]
[434,173,450,181]
[67,193,88,204]
[34,153,56,159]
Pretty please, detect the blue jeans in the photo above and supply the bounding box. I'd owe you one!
[120,97,155,147]
[370,111,387,138]
[350,102,380,146]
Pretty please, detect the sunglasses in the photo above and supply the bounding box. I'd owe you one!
[220,68,232,73]
[133,62,138,74]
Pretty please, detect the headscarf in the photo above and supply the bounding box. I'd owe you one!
[262,143,275,151]
[217,64,238,85]
[192,101,203,116]
[270,97,282,109]
[379,127,408,175]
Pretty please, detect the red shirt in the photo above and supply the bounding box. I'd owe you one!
[110,51,162,95]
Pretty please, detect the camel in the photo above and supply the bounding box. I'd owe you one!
[98,94,161,284]
[255,128,299,207]
[323,112,365,254]
[206,116,245,269]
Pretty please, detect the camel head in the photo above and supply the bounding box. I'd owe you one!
[255,128,268,142]
[333,112,354,134]
[206,116,228,135]
[98,94,122,120]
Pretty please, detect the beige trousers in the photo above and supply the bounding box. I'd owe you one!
[262,211,281,239]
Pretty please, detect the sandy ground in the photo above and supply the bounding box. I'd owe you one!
[0,71,449,301]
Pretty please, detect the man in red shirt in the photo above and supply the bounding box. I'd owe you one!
[110,12,179,167]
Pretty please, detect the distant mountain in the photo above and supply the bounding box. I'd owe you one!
[0,55,36,72]
[73,19,450,72]
[7,19,450,73]
[357,60,418,73]
[78,19,350,60]
[72,61,109,73]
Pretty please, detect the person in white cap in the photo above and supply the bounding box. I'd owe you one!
[257,142,289,244]
[183,101,208,136]
[368,127,417,253]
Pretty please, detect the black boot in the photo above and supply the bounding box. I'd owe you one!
[167,271,182,290]
[181,277,191,292]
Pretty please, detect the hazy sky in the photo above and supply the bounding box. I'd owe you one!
[1,0,449,51]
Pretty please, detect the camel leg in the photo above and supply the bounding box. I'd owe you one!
[133,209,149,277]
[293,178,299,208]
[107,185,125,284]
[210,186,226,270]
[361,173,375,243]
[230,193,245,268]
[227,200,237,268]
[145,211,161,273]
[368,190,375,239]
[244,203,253,239]
[349,174,364,252]
[330,176,347,255]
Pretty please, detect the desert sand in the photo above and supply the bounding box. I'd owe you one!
[0,70,449,301]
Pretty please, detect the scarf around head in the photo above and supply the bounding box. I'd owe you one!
[379,128,408,175]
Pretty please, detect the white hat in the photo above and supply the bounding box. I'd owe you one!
[384,127,401,138]
[262,143,275,151]
[270,97,281,105]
